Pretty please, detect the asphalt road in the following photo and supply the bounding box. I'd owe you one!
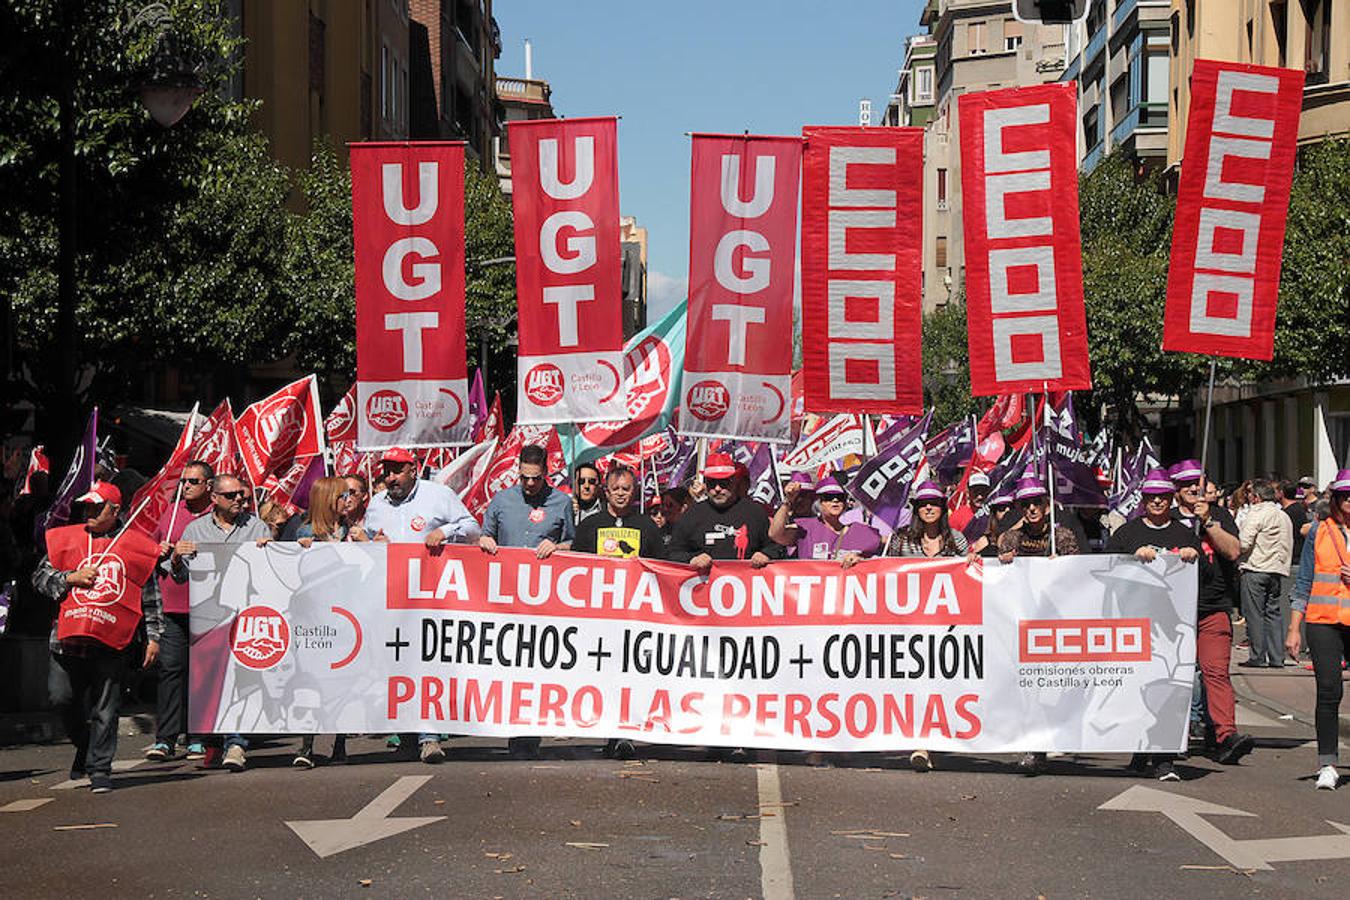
[1,695,1347,899]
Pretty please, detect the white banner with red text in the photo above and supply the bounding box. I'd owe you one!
[189,546,1196,753]
[351,142,471,448]
[510,117,626,425]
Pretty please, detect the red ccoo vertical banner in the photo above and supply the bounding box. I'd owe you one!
[682,134,801,442]
[351,142,470,448]
[800,126,924,415]
[959,84,1091,396]
[510,117,626,425]
[1163,60,1303,360]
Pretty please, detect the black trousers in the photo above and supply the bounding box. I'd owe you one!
[51,651,128,777]
[1306,622,1350,766]
[154,613,191,745]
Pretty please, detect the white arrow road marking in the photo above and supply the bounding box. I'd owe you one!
[286,775,445,859]
[756,762,795,900]
[1100,785,1350,870]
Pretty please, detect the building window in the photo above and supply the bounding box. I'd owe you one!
[1005,20,1023,52]
[935,235,948,268]
[914,65,934,104]
[1006,35,1023,51]
[936,168,948,208]
[1083,105,1101,149]
[968,22,985,55]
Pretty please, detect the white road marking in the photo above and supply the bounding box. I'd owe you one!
[52,759,146,790]
[286,775,445,858]
[1,798,54,812]
[756,762,795,900]
[1100,785,1350,870]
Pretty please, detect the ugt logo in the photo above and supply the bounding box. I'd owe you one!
[686,380,730,421]
[524,363,565,407]
[366,390,409,432]
[230,606,291,670]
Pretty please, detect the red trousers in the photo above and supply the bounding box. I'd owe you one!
[1198,610,1237,743]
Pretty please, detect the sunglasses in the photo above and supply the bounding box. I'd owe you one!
[818,494,847,503]
[576,477,599,486]
[914,499,943,509]
[519,473,545,483]
[214,490,247,500]
[706,477,734,489]
[180,477,207,486]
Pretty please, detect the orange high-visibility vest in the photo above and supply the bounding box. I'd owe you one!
[1307,521,1350,626]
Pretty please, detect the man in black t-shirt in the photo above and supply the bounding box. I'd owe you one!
[668,453,782,571]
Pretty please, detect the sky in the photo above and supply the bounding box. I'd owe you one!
[492,0,928,321]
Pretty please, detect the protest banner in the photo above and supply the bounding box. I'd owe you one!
[800,126,923,415]
[959,84,1091,395]
[189,545,1195,753]
[682,134,801,443]
[780,413,866,472]
[351,142,471,447]
[1163,60,1303,361]
[510,117,626,425]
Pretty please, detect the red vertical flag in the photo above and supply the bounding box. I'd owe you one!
[681,134,801,442]
[959,84,1090,395]
[1163,60,1303,360]
[351,142,470,448]
[800,126,924,415]
[510,117,625,425]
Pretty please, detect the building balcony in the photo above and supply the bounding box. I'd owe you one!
[1083,141,1104,172]
[1062,54,1081,83]
[497,76,552,106]
[1110,101,1167,146]
[1111,0,1137,31]
[1083,25,1106,70]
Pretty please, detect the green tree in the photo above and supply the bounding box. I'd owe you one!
[920,298,982,426]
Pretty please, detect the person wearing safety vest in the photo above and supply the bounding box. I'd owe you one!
[1286,468,1350,791]
[31,481,163,793]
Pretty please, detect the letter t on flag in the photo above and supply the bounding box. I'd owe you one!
[510,117,626,425]
[351,142,471,448]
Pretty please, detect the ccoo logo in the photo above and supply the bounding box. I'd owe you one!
[230,606,291,670]
[686,381,730,421]
[524,364,565,407]
[366,390,408,432]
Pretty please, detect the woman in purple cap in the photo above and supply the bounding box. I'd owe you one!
[1285,469,1350,790]
[972,487,1018,558]
[770,475,882,566]
[996,477,1079,564]
[885,480,975,771]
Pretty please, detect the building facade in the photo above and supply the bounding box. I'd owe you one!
[408,0,502,169]
[882,32,938,127]
[619,216,649,339]
[494,71,555,197]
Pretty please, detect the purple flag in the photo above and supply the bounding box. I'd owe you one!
[468,369,489,437]
[650,427,697,489]
[931,415,977,486]
[873,414,921,451]
[746,443,782,507]
[37,408,98,540]
[1109,439,1159,519]
[845,410,932,529]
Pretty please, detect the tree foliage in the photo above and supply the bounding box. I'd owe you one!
[919,298,981,425]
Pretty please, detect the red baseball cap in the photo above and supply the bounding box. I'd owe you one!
[75,481,122,506]
[702,452,740,480]
[379,448,417,465]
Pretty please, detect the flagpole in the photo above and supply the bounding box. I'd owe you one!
[164,402,201,539]
[1043,384,1057,557]
[1198,358,1217,482]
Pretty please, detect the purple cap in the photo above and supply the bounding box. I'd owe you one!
[1014,477,1048,500]
[1168,459,1204,484]
[813,475,847,497]
[911,480,944,502]
[1331,469,1350,492]
[789,471,815,489]
[989,489,1015,506]
[1140,469,1176,495]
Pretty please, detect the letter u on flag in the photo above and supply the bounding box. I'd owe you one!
[682,134,801,443]
[1163,60,1303,361]
[510,116,626,425]
[351,142,470,448]
[959,84,1090,395]
[800,126,924,415]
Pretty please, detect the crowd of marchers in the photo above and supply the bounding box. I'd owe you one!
[5,441,1349,794]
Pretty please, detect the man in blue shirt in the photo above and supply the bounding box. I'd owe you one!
[366,447,480,764]
[478,444,572,757]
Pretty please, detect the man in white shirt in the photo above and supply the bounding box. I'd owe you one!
[1238,479,1294,668]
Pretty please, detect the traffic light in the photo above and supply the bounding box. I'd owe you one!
[1011,0,1089,24]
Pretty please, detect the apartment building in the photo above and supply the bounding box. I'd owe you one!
[408,0,502,169]
[882,33,938,127]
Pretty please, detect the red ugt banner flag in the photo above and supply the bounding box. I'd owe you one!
[959,84,1090,395]
[234,376,323,487]
[510,117,626,425]
[1163,60,1303,360]
[801,126,924,415]
[682,134,801,443]
[351,142,470,448]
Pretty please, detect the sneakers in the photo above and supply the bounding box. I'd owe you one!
[184,742,206,761]
[909,749,933,772]
[1217,733,1256,765]
[222,745,247,772]
[292,749,315,769]
[89,774,113,794]
[1316,765,1340,790]
[144,742,172,762]
[1153,759,1181,782]
[419,740,446,764]
[1017,752,1045,775]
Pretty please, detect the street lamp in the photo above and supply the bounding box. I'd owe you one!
[129,3,203,127]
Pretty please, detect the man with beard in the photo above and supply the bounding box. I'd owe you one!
[668,453,781,572]
[365,448,480,763]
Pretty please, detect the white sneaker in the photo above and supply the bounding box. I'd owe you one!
[1316,765,1340,790]
[223,745,247,772]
